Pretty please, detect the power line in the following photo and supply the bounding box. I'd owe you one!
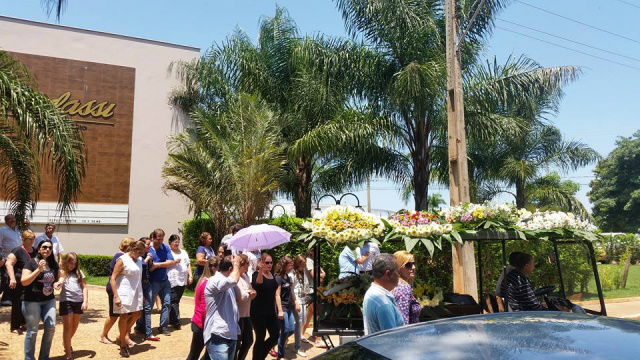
[498,19,640,63]
[496,26,640,72]
[515,0,640,45]
[616,0,640,10]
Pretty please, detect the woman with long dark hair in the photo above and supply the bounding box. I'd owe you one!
[251,253,280,360]
[167,234,192,330]
[186,256,219,360]
[274,256,300,360]
[21,238,60,360]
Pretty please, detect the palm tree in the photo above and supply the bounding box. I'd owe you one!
[42,0,67,20]
[170,8,401,217]
[0,50,86,221]
[303,0,582,211]
[475,123,599,215]
[163,94,285,226]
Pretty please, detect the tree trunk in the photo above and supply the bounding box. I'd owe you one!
[515,179,526,208]
[411,116,430,211]
[293,156,313,218]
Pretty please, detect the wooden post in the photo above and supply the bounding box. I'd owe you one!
[445,0,478,301]
[621,253,632,289]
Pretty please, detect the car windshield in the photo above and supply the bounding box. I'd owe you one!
[357,313,640,359]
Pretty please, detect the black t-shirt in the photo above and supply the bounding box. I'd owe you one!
[10,246,37,281]
[275,274,293,312]
[251,271,278,315]
[23,259,58,302]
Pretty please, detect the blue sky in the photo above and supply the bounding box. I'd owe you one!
[2,0,638,213]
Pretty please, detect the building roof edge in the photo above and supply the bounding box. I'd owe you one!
[0,15,201,53]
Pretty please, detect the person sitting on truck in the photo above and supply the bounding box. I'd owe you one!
[503,252,544,311]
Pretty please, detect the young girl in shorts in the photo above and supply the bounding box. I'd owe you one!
[55,252,88,359]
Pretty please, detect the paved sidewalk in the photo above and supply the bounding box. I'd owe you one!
[576,297,640,319]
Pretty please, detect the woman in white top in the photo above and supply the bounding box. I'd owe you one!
[303,248,325,345]
[167,234,192,329]
[234,254,257,360]
[54,252,88,360]
[110,240,145,358]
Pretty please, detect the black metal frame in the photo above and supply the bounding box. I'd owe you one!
[311,230,607,342]
[472,231,607,316]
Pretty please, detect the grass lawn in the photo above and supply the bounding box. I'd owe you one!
[581,264,640,300]
[84,275,195,297]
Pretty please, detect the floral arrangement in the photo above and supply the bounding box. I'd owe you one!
[441,202,519,229]
[388,211,453,238]
[302,206,385,244]
[517,209,597,232]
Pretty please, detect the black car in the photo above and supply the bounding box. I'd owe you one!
[313,312,640,359]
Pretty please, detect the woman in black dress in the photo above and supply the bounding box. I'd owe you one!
[251,253,280,359]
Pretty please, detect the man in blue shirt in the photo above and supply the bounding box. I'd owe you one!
[148,229,178,336]
[338,245,372,279]
[363,253,404,335]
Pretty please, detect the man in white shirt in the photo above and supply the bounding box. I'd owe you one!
[0,214,21,305]
[356,240,380,275]
[34,223,64,264]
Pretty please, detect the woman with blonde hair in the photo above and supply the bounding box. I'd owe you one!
[110,240,145,358]
[55,252,88,359]
[235,254,257,360]
[4,230,38,334]
[100,237,134,345]
[186,256,219,360]
[392,251,422,325]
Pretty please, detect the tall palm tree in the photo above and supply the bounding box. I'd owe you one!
[170,7,401,217]
[475,122,599,213]
[42,0,67,20]
[0,50,86,221]
[303,0,582,211]
[163,94,285,226]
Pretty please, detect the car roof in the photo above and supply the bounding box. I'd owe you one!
[350,312,640,359]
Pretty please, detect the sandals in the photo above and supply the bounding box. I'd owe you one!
[119,345,130,358]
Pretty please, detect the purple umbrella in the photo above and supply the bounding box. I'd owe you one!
[227,224,291,251]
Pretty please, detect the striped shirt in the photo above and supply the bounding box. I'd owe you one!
[504,269,544,311]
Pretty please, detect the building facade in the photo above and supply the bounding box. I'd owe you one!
[0,16,199,255]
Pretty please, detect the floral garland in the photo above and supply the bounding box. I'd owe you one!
[441,202,519,228]
[517,209,597,232]
[388,211,453,238]
[302,205,384,244]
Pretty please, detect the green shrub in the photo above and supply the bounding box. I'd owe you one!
[77,254,112,277]
[183,217,218,258]
[599,233,640,264]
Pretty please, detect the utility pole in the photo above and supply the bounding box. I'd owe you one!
[366,176,372,213]
[445,0,478,301]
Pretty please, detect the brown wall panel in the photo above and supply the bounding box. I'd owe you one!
[7,52,135,205]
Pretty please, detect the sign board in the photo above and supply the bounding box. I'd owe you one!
[0,202,128,225]
[3,52,136,224]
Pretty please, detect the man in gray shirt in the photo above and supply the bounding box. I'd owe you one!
[204,255,245,360]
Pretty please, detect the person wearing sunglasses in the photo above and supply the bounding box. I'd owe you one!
[20,238,60,360]
[392,251,422,325]
[251,253,280,360]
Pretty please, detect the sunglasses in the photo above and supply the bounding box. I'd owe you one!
[264,261,273,265]
[41,245,53,250]
[404,262,415,269]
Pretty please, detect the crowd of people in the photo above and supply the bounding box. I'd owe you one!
[0,216,326,360]
[1,212,581,359]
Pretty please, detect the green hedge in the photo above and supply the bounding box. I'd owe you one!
[77,254,112,277]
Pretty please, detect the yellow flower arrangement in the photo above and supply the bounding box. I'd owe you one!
[302,206,384,244]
